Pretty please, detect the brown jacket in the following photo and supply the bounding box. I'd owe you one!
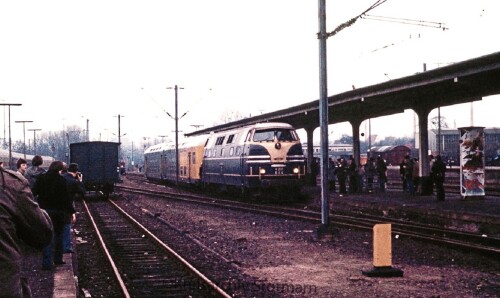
[0,168,53,297]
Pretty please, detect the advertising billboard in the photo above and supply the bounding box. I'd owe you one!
[458,127,485,198]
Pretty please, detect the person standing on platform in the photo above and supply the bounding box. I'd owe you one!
[310,158,319,186]
[348,156,358,193]
[431,155,447,201]
[376,156,387,192]
[412,158,420,194]
[399,158,407,192]
[24,155,46,192]
[336,158,348,196]
[327,157,337,192]
[16,158,28,177]
[33,161,75,270]
[364,157,377,193]
[0,166,53,297]
[403,155,415,195]
[62,163,85,253]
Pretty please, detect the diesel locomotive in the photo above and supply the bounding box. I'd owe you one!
[144,122,306,195]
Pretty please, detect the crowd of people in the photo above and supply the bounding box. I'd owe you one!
[0,156,85,297]
[320,155,390,196]
[314,153,447,201]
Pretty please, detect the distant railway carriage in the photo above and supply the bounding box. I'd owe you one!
[144,122,306,196]
[369,145,412,166]
[0,149,53,170]
[144,136,206,184]
[70,141,121,195]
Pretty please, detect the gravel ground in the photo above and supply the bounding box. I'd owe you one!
[20,177,500,297]
[123,185,500,298]
[21,246,55,298]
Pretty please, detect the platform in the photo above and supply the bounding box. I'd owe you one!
[23,239,78,297]
[305,187,500,237]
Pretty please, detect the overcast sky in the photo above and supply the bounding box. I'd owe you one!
[1,0,498,146]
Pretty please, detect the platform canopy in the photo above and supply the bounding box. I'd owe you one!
[187,51,500,136]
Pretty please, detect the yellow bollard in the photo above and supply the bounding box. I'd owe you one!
[362,223,403,277]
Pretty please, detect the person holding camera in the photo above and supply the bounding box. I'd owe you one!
[33,161,74,270]
[62,163,85,253]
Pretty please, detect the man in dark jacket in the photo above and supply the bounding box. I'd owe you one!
[376,156,387,192]
[336,158,348,195]
[431,155,447,201]
[33,160,75,270]
[62,163,85,253]
[0,167,53,297]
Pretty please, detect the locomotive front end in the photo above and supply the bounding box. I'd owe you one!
[245,125,306,189]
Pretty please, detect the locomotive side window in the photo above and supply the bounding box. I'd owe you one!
[236,146,241,156]
[227,134,236,144]
[216,136,225,145]
[229,147,234,156]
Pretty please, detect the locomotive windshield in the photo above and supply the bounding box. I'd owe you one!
[253,129,298,142]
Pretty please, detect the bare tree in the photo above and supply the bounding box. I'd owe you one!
[430,116,448,130]
[214,109,246,125]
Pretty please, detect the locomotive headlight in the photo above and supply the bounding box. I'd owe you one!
[293,167,300,174]
[259,168,266,175]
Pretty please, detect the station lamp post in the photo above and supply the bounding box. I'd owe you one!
[15,120,33,160]
[115,114,125,144]
[28,128,42,155]
[0,103,21,169]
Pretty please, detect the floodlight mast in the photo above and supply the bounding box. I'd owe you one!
[28,128,42,155]
[15,120,33,160]
[0,103,22,169]
[166,85,184,185]
[318,0,330,227]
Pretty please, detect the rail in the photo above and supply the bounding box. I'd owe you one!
[116,184,500,258]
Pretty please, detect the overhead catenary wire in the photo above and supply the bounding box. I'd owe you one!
[322,0,388,38]
[141,87,211,121]
[141,87,174,119]
[361,14,448,30]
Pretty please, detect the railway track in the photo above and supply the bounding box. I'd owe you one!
[115,183,500,259]
[80,198,231,297]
